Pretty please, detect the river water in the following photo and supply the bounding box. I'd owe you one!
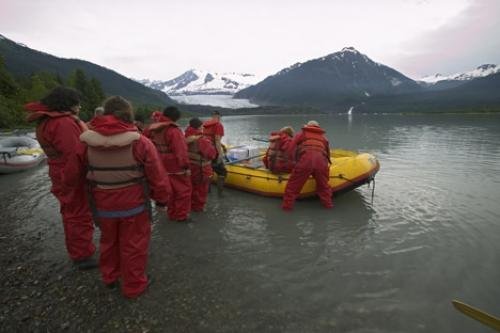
[1,114,499,332]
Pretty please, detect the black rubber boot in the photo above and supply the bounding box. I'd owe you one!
[216,176,225,196]
[74,257,98,270]
[105,280,119,289]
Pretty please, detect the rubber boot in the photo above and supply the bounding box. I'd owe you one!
[217,176,225,196]
[74,257,98,270]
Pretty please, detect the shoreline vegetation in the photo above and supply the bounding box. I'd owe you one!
[2,56,499,130]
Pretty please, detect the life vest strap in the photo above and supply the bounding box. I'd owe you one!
[89,176,145,186]
[88,164,142,172]
[96,204,145,218]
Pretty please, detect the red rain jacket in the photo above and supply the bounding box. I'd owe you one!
[145,114,190,174]
[25,102,87,188]
[64,115,171,211]
[202,118,224,145]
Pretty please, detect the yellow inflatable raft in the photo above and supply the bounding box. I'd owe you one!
[216,149,380,198]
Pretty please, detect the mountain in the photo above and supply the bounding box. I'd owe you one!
[420,64,500,83]
[140,69,262,95]
[418,64,500,91]
[0,34,174,106]
[360,72,500,113]
[234,47,421,107]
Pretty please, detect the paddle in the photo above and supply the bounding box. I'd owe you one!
[225,144,247,151]
[225,153,266,166]
[252,137,269,143]
[452,300,500,331]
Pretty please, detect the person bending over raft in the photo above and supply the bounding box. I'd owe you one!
[263,126,296,173]
[203,110,227,195]
[64,96,171,298]
[281,120,333,211]
[25,87,97,270]
[146,106,193,222]
[185,118,217,212]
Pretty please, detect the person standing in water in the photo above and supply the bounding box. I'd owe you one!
[203,111,227,195]
[185,118,217,212]
[281,120,333,211]
[146,106,192,222]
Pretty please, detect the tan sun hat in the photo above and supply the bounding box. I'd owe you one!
[307,120,319,126]
[280,126,294,137]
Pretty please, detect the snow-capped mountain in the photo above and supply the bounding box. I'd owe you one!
[420,64,500,84]
[234,47,421,107]
[140,70,263,96]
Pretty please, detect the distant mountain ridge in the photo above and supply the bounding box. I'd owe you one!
[0,34,174,106]
[361,71,500,113]
[140,69,262,95]
[420,64,500,83]
[234,47,422,107]
[418,64,500,91]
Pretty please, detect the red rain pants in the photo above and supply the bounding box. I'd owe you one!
[190,163,212,212]
[282,151,333,210]
[51,179,95,261]
[167,174,192,221]
[98,210,151,298]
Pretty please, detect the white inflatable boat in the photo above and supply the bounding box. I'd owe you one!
[0,136,46,174]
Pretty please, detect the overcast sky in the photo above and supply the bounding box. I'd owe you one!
[1,0,499,80]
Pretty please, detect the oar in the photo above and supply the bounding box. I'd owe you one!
[225,153,266,166]
[252,137,269,143]
[452,300,500,331]
[225,144,247,151]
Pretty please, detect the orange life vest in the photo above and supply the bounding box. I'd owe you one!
[267,131,290,170]
[147,120,177,155]
[296,125,329,159]
[186,135,212,166]
[35,111,87,159]
[80,130,144,189]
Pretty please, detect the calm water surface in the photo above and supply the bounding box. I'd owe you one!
[1,114,499,332]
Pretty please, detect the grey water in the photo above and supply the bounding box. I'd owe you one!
[1,114,499,332]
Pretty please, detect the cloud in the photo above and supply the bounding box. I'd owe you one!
[389,0,500,78]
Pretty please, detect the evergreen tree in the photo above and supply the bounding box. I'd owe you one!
[0,56,19,98]
[68,69,106,121]
[0,57,24,128]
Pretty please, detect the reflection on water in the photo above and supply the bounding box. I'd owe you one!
[1,114,500,332]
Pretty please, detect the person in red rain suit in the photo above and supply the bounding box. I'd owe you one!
[281,120,333,211]
[203,110,227,195]
[263,126,296,173]
[146,106,192,222]
[64,96,171,298]
[25,87,97,270]
[185,118,217,212]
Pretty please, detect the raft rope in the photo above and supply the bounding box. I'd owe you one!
[368,177,376,204]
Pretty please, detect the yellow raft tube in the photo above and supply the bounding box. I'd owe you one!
[215,149,380,198]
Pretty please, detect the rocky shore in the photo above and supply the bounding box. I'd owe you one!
[0,196,303,333]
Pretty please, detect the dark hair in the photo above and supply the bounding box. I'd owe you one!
[163,106,181,122]
[189,117,203,129]
[135,113,145,123]
[212,110,221,116]
[40,86,81,112]
[103,96,134,123]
